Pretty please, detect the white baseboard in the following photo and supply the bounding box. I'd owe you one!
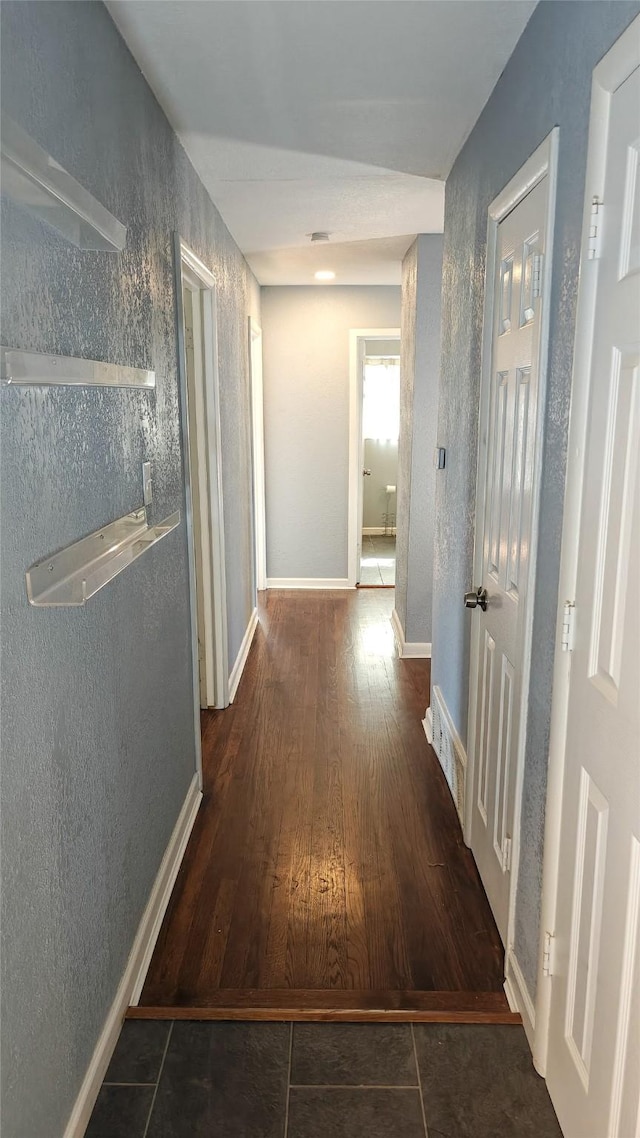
[228,606,258,703]
[505,948,536,1051]
[362,526,396,536]
[390,608,431,659]
[430,684,467,825]
[63,773,202,1138]
[266,578,352,590]
[422,706,433,745]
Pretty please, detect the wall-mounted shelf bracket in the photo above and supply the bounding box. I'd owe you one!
[1,347,155,389]
[26,507,180,606]
[1,112,126,252]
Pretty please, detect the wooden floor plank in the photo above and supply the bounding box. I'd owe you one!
[138,590,506,1013]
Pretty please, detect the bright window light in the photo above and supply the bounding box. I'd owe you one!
[362,360,400,440]
[315,270,335,281]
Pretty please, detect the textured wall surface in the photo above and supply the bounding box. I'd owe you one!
[396,236,443,646]
[0,4,256,1135]
[261,286,400,580]
[431,0,640,995]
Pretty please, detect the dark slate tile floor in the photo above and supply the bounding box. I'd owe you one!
[86,1019,563,1138]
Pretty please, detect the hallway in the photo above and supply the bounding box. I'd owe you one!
[136,590,510,1017]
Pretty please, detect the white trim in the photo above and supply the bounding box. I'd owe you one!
[266,577,351,591]
[465,131,559,963]
[535,15,640,1078]
[63,774,202,1138]
[228,606,259,703]
[348,328,401,587]
[505,948,536,1050]
[249,318,267,593]
[179,240,229,714]
[174,237,203,781]
[391,607,432,658]
[422,707,433,746]
[362,526,396,536]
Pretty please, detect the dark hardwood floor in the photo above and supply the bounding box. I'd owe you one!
[135,590,514,1022]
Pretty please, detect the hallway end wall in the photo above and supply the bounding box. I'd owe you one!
[261,286,401,581]
[396,235,443,647]
[431,0,640,998]
[0,3,256,1134]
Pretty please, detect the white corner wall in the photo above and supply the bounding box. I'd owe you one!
[261,286,401,581]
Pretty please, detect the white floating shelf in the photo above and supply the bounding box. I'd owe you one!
[1,347,155,389]
[26,507,181,607]
[1,113,126,252]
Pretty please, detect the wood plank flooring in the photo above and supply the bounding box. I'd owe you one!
[136,590,510,1021]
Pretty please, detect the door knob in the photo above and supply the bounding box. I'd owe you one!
[363,469,372,476]
[464,587,488,612]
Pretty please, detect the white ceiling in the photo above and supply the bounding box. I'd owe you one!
[108,0,537,285]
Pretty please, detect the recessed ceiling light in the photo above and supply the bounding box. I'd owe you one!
[315,270,335,281]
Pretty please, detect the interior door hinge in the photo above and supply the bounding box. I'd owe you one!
[532,253,544,299]
[588,197,603,260]
[561,601,576,652]
[502,836,512,873]
[542,931,556,978]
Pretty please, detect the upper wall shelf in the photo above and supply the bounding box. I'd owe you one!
[0,347,155,389]
[26,507,181,607]
[1,113,126,252]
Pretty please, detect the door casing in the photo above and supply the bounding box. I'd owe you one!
[348,327,400,587]
[175,236,229,726]
[535,17,640,1080]
[466,130,559,1028]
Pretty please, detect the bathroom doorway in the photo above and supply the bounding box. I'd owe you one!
[359,339,400,586]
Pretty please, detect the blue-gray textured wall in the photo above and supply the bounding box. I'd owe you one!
[431,0,640,996]
[0,3,257,1134]
[396,235,442,647]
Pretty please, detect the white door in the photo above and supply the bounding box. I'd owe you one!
[546,60,640,1138]
[470,173,551,943]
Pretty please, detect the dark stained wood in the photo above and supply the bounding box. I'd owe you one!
[129,990,519,1023]
[138,590,505,1014]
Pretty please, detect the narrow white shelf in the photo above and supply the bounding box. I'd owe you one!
[26,507,181,607]
[1,113,126,252]
[1,348,155,389]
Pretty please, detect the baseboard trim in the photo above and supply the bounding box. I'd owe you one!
[266,578,352,590]
[390,608,431,659]
[430,685,467,826]
[63,773,202,1138]
[362,526,396,536]
[504,949,536,1051]
[228,607,258,702]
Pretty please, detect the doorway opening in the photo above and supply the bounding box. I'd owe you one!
[348,328,401,588]
[360,345,400,586]
[176,237,229,714]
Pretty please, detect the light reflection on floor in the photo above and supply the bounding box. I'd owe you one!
[360,619,396,657]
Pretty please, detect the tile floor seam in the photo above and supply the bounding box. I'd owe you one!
[283,1021,294,1138]
[102,1081,157,1087]
[141,1019,174,1138]
[289,1084,420,1090]
[411,1024,429,1138]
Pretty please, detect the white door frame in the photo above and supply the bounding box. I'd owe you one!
[249,317,267,592]
[534,17,640,1078]
[348,327,400,586]
[465,130,559,1004]
[175,236,229,731]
